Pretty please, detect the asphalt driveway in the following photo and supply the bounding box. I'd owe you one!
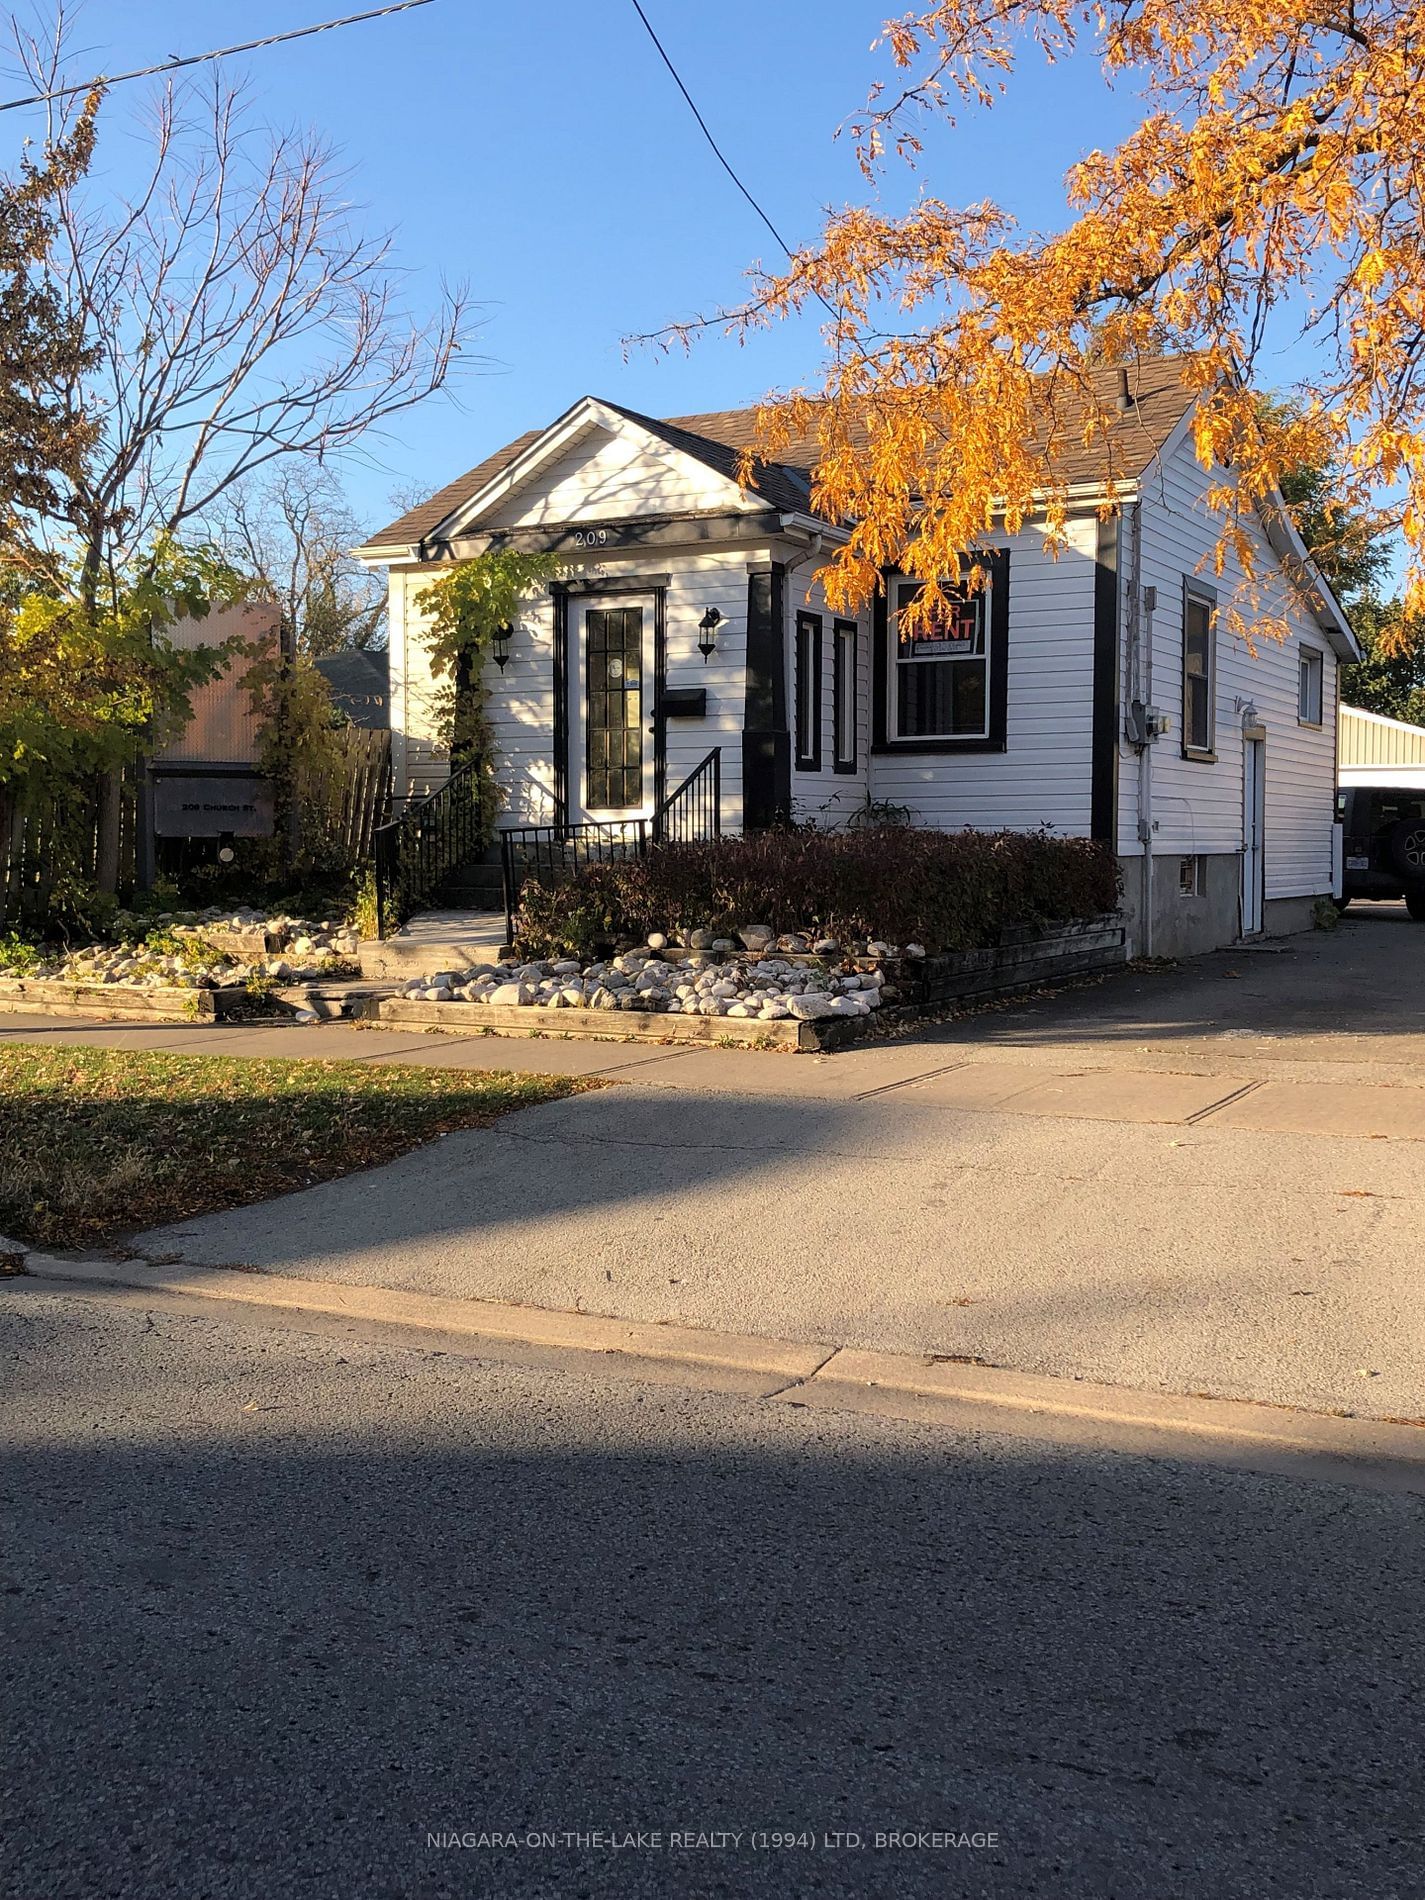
[125,904,1425,1423]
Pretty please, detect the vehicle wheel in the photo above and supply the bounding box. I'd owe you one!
[1388,818,1425,881]
[1407,889,1425,923]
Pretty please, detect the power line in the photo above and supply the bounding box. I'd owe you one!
[627,0,799,265]
[0,0,438,114]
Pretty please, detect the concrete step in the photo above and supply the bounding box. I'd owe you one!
[441,871,506,903]
[271,980,400,1022]
[358,909,511,980]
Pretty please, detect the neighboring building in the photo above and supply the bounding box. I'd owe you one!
[315,647,390,731]
[148,601,280,850]
[1339,703,1425,787]
[355,357,1357,958]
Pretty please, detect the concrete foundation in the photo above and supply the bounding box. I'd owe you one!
[1117,854,1329,959]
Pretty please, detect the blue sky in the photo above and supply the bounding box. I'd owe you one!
[9,1,1153,531]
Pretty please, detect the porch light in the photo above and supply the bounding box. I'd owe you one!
[492,622,514,672]
[697,607,723,661]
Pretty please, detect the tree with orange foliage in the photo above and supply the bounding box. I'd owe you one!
[725,1,1422,646]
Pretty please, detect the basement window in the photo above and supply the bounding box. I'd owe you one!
[1179,854,1206,898]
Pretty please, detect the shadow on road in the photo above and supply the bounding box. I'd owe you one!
[3,1291,1422,1900]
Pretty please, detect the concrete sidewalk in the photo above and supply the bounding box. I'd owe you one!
[10,905,1425,1422]
[4,1002,1424,1139]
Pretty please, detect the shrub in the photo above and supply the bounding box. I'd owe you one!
[514,826,1120,957]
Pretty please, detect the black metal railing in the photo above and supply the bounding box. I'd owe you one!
[653,747,721,846]
[372,760,490,939]
[500,820,648,944]
[498,750,722,945]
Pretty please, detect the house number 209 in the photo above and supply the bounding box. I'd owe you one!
[572,528,611,547]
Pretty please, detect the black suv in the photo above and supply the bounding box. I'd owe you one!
[1338,786,1425,917]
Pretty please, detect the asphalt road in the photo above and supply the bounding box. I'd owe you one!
[3,1286,1421,1900]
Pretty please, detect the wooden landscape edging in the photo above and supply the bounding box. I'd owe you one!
[375,916,1129,1053]
[0,977,240,1022]
[377,997,815,1050]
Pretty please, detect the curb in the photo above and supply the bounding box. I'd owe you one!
[12,1252,1425,1495]
[16,1253,831,1385]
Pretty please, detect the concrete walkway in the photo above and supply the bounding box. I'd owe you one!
[7,903,1424,1421]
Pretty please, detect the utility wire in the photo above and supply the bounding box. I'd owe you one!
[628,0,799,266]
[0,0,437,113]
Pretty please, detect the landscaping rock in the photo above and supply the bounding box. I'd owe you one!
[489,980,532,1007]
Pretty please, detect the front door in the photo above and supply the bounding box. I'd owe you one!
[576,602,651,820]
[1241,732,1266,936]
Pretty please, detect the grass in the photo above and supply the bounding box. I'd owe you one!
[0,1045,595,1250]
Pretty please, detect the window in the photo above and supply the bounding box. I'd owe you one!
[833,619,858,772]
[795,612,822,771]
[584,606,643,810]
[1182,584,1217,759]
[1179,854,1206,898]
[891,577,989,740]
[1298,648,1324,726]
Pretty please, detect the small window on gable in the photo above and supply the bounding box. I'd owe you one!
[1182,584,1217,759]
[795,612,822,771]
[1298,648,1324,726]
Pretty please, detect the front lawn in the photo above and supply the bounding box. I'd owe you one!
[0,1046,593,1249]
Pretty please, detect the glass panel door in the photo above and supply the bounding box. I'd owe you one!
[584,606,644,813]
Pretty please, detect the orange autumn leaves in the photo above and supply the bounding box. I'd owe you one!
[733,1,1424,649]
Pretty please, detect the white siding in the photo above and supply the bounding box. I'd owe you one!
[481,419,757,530]
[661,549,750,829]
[1123,435,1340,899]
[868,515,1099,833]
[386,567,450,805]
[785,562,870,825]
[386,545,760,831]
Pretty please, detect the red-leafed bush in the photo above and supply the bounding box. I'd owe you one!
[515,826,1119,957]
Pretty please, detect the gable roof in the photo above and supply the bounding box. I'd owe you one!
[314,647,389,730]
[361,356,1202,552]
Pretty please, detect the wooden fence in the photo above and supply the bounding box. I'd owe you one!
[327,727,392,861]
[0,776,139,930]
[1,729,391,927]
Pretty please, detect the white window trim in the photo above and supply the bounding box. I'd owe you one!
[1298,646,1324,727]
[887,575,993,744]
[1181,580,1218,762]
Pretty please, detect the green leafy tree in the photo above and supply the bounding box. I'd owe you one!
[0,92,98,571]
[416,551,564,837]
[1340,599,1425,725]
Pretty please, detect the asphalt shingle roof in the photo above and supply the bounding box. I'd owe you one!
[363,357,1201,550]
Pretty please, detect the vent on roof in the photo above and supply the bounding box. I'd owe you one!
[1116,367,1135,413]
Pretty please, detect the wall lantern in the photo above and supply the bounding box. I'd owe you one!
[492,622,514,672]
[697,608,723,662]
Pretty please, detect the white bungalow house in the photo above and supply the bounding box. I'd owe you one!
[355,356,1357,959]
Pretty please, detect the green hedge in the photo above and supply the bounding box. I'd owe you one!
[515,827,1120,958]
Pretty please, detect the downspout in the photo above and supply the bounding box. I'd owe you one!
[1140,575,1158,959]
[1123,502,1153,957]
